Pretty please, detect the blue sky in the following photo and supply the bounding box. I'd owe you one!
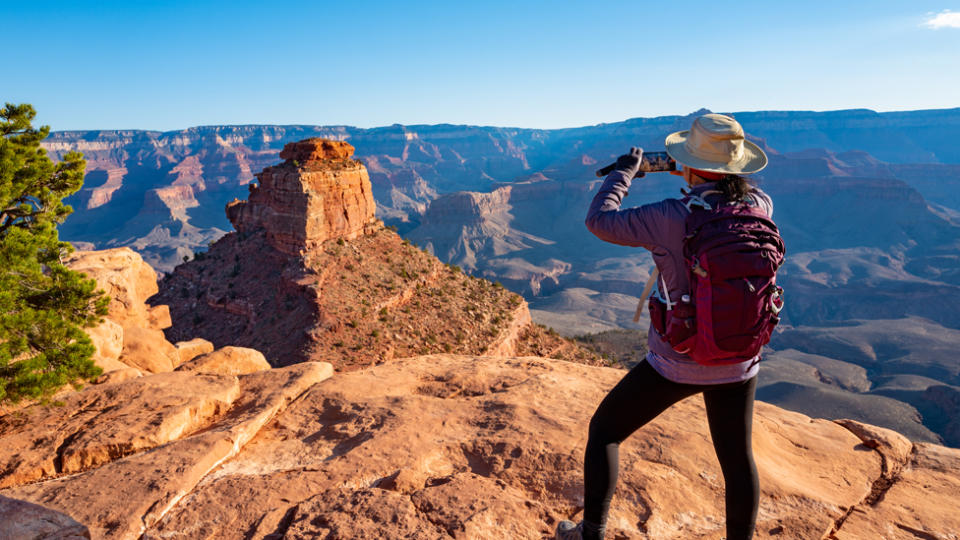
[4,1,960,131]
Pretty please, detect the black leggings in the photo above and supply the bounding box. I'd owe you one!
[583,360,759,540]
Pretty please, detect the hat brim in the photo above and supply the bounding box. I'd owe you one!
[665,130,768,175]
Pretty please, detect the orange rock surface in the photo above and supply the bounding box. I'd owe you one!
[0,371,241,489]
[66,248,170,330]
[174,337,215,365]
[67,247,180,377]
[2,354,957,539]
[176,346,271,375]
[278,138,355,162]
[226,138,378,255]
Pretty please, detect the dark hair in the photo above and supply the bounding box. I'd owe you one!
[717,174,752,201]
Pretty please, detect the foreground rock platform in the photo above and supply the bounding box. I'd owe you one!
[1,362,332,540]
[4,354,955,539]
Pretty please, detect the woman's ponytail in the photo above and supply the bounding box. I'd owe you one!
[718,174,752,201]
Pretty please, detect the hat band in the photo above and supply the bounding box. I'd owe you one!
[684,136,745,163]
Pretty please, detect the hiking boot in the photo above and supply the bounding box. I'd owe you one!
[555,520,583,540]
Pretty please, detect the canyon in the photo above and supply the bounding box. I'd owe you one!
[42,108,960,448]
[3,130,960,538]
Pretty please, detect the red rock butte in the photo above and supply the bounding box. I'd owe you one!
[226,138,378,256]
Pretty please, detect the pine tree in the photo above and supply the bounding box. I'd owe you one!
[1,103,109,403]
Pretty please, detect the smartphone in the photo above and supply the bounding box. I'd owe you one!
[637,152,676,173]
[595,151,677,177]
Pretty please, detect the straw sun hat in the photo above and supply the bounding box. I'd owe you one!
[665,113,767,175]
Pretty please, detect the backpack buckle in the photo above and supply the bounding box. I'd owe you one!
[691,259,708,278]
[770,287,784,315]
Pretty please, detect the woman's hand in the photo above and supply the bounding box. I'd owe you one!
[615,147,645,178]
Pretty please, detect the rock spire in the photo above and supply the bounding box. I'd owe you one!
[226,138,378,256]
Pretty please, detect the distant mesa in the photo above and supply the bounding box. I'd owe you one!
[226,138,378,256]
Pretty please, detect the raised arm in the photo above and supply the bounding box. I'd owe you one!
[585,157,673,250]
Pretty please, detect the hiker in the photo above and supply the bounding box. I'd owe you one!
[557,113,784,540]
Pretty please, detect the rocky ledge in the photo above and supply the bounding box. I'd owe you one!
[2,354,958,539]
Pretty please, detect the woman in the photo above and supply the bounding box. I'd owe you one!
[557,113,774,540]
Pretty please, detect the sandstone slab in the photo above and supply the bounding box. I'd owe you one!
[177,346,271,375]
[833,442,960,539]
[1,362,333,540]
[0,371,240,489]
[145,355,898,539]
[147,303,172,330]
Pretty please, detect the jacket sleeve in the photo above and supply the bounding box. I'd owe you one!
[584,170,672,250]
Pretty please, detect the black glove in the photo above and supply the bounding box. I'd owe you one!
[615,147,645,178]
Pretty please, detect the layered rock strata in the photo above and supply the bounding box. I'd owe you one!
[225,138,378,256]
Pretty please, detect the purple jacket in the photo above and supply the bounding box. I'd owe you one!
[585,170,773,385]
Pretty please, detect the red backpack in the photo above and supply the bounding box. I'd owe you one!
[643,190,785,365]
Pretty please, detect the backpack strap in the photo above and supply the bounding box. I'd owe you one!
[659,273,674,310]
[680,189,721,212]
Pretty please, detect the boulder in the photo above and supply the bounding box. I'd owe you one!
[86,318,124,368]
[65,248,165,330]
[175,337,215,366]
[119,326,179,373]
[147,303,173,330]
[94,367,143,385]
[177,346,271,375]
